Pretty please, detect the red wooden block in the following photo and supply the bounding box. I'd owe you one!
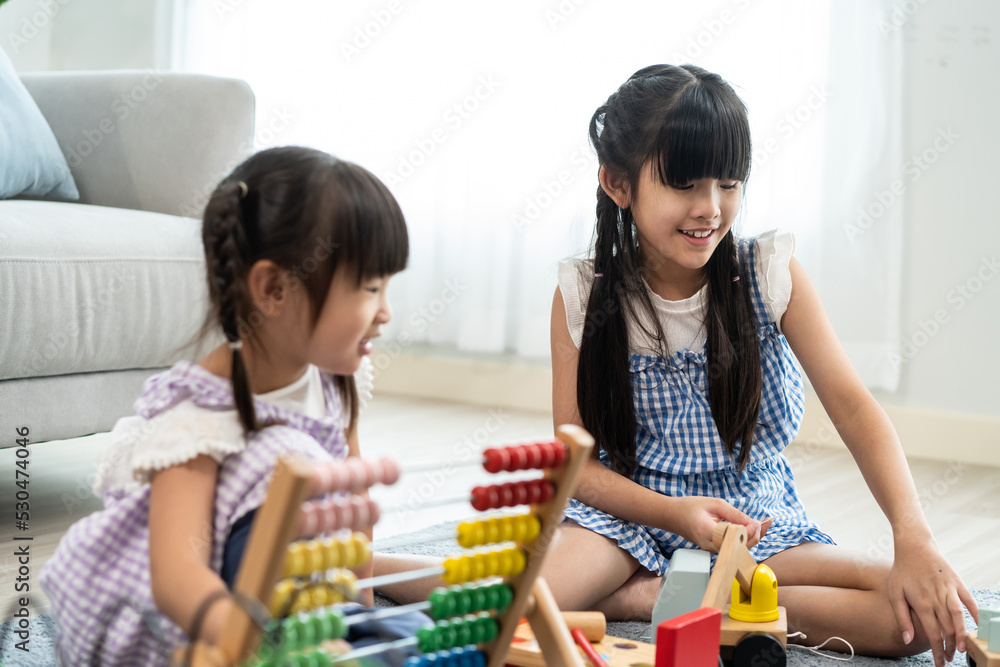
[655,607,722,667]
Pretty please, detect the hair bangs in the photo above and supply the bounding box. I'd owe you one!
[326,162,409,286]
[650,81,751,188]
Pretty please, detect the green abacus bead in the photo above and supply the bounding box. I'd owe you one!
[327,609,347,639]
[482,617,498,642]
[454,621,473,647]
[496,584,513,610]
[282,619,305,652]
[454,588,471,616]
[437,622,458,651]
[480,585,499,612]
[429,588,453,620]
[470,587,488,613]
[417,626,438,653]
[467,615,487,644]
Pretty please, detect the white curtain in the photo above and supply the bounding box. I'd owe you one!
[174,0,902,390]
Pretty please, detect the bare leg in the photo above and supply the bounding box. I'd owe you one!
[540,521,661,621]
[762,543,932,658]
[372,553,445,605]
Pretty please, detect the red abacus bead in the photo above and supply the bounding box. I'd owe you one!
[509,446,528,471]
[380,458,401,485]
[524,442,542,468]
[549,442,568,468]
[513,483,529,505]
[472,485,498,511]
[539,480,555,502]
[483,448,507,473]
[538,443,556,468]
[498,483,515,507]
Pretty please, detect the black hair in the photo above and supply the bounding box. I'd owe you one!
[578,64,761,475]
[192,146,409,436]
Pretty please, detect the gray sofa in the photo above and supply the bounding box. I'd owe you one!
[0,71,255,446]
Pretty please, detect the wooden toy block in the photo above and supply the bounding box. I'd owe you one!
[655,607,721,667]
[967,629,1000,667]
[508,616,657,667]
[651,549,711,629]
[978,608,1000,644]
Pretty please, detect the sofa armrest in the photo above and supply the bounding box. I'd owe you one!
[19,70,255,217]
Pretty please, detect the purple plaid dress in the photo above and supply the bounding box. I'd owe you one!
[38,361,349,666]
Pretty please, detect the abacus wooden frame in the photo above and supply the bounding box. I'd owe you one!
[174,424,595,667]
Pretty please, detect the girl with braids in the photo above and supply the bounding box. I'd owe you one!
[40,146,423,665]
[543,65,975,665]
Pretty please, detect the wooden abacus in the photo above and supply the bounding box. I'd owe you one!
[174,424,595,667]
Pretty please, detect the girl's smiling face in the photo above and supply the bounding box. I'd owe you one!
[629,162,742,273]
[304,266,392,376]
[602,161,743,296]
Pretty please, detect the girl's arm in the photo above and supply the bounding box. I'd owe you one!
[780,256,977,658]
[551,286,763,550]
[345,424,375,606]
[148,454,236,646]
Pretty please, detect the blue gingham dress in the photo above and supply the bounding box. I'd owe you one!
[38,362,350,666]
[561,233,834,575]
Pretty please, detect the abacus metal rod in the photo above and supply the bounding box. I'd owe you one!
[402,459,483,475]
[343,600,432,627]
[397,494,470,511]
[354,565,445,591]
[329,636,419,664]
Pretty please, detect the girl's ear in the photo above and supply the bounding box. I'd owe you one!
[599,165,630,209]
[247,259,288,316]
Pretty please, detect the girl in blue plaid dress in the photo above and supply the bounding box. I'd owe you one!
[542,65,975,666]
[39,147,426,665]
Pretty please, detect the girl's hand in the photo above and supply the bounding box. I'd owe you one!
[672,496,765,551]
[888,537,978,667]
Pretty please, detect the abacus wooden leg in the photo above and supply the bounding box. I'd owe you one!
[523,578,585,667]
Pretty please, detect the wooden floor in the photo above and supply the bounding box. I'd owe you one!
[2,393,998,616]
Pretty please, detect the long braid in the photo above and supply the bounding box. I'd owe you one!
[203,180,260,433]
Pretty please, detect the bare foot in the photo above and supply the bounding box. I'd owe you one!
[590,567,661,621]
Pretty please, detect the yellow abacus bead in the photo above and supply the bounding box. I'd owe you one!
[271,579,297,616]
[483,550,502,578]
[524,515,541,543]
[498,516,514,543]
[457,520,485,549]
[467,553,485,581]
[284,542,307,578]
[510,548,526,575]
[494,549,513,577]
[509,516,526,543]
[334,571,359,600]
[485,518,502,545]
[317,537,334,570]
[351,534,371,568]
[345,537,362,568]
[306,541,326,575]
[443,556,471,585]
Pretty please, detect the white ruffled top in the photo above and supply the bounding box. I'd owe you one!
[93,356,375,497]
[557,229,795,356]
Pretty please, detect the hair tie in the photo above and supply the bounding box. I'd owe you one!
[732,275,740,282]
[237,181,248,198]
[594,273,604,278]
[228,339,243,351]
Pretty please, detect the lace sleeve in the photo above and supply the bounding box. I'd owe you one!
[753,229,796,334]
[557,259,594,349]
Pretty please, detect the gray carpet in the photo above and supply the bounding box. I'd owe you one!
[3,521,996,666]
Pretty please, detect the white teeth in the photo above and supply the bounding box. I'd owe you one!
[681,230,713,238]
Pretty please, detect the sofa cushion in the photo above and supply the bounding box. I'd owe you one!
[0,200,221,381]
[0,47,79,200]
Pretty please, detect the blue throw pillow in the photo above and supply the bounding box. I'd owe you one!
[0,46,79,200]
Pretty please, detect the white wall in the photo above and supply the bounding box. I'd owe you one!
[880,0,1000,418]
[0,0,173,72]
